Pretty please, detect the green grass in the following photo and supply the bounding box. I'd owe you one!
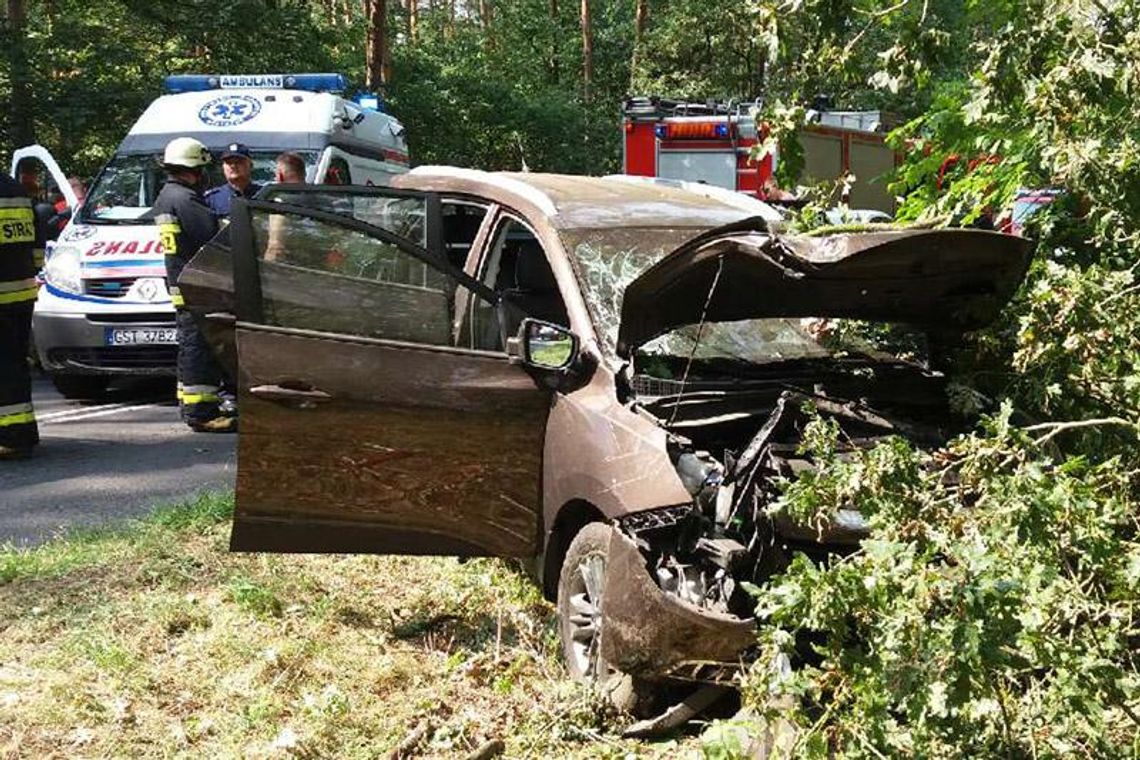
[0,491,705,758]
[0,491,232,585]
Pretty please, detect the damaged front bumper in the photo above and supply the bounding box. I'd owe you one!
[599,529,757,684]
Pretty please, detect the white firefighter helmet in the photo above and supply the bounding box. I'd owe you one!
[162,137,212,169]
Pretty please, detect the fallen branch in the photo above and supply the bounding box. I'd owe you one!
[388,720,433,760]
[1023,417,1138,447]
[463,738,505,760]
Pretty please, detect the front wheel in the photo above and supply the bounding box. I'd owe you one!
[50,373,108,400]
[556,522,659,715]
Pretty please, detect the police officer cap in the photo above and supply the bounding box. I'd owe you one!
[221,143,253,161]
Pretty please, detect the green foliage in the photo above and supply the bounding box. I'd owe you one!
[1,0,632,179]
[0,1,342,177]
[744,408,1140,757]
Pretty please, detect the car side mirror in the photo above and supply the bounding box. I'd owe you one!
[508,318,579,371]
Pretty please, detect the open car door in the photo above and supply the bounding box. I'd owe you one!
[211,187,551,556]
[11,145,79,211]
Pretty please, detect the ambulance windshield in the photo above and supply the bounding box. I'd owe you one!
[81,150,319,223]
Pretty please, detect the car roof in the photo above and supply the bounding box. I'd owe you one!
[398,167,778,230]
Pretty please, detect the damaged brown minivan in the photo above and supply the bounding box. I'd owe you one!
[181,169,1032,718]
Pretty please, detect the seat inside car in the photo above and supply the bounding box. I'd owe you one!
[442,205,485,270]
[500,239,569,333]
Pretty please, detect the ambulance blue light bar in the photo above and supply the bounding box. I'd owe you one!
[164,73,348,94]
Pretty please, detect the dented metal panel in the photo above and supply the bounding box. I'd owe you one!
[599,530,755,679]
[618,227,1034,356]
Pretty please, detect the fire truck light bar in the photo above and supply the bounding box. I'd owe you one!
[164,73,348,94]
[655,122,733,140]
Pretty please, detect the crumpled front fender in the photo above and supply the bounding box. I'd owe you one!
[599,529,757,682]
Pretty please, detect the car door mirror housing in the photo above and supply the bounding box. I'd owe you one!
[518,318,578,371]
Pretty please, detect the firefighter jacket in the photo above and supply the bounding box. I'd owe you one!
[0,174,37,304]
[148,178,218,308]
[0,173,39,448]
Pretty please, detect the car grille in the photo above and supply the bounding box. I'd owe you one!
[85,313,174,324]
[48,346,177,370]
[84,278,137,298]
[631,375,733,398]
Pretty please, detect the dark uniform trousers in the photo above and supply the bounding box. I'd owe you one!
[0,184,40,451]
[150,181,227,425]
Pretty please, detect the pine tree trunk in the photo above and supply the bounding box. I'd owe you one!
[548,0,560,83]
[365,0,390,88]
[479,0,493,49]
[631,0,648,76]
[407,0,417,41]
[580,0,593,102]
[6,0,35,146]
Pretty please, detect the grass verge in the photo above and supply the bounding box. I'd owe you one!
[0,492,704,758]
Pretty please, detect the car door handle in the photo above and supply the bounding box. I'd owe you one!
[248,384,332,404]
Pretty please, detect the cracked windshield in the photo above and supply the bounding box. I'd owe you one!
[566,227,929,368]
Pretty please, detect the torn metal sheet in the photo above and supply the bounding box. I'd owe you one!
[598,530,755,678]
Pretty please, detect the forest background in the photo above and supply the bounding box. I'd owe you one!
[2,0,1139,756]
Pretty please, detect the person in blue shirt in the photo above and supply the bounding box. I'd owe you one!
[204,143,263,218]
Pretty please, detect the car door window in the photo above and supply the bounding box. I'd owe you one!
[263,190,427,241]
[253,206,457,345]
[464,217,568,351]
[442,201,488,271]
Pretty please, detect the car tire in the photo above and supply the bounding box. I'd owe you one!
[557,521,658,716]
[50,373,108,400]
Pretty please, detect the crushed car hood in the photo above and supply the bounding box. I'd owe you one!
[616,224,1034,357]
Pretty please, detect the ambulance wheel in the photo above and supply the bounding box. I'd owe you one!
[50,373,108,400]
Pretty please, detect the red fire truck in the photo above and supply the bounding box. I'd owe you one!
[621,96,899,212]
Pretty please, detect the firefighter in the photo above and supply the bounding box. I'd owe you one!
[0,172,40,459]
[204,143,262,218]
[149,137,235,433]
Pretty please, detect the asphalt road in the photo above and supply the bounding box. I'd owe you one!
[0,374,236,546]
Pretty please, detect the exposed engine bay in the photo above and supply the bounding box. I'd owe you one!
[621,356,958,619]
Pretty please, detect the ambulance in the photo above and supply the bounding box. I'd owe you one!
[14,73,409,398]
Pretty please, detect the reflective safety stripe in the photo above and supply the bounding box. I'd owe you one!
[156,213,180,255]
[0,277,38,304]
[0,278,36,293]
[33,248,44,268]
[0,205,36,245]
[0,402,35,427]
[169,285,184,307]
[180,392,220,405]
[0,198,33,208]
[177,384,220,405]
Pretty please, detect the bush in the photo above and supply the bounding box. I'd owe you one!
[729,410,1140,757]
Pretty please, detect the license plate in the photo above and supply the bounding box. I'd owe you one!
[104,327,177,346]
